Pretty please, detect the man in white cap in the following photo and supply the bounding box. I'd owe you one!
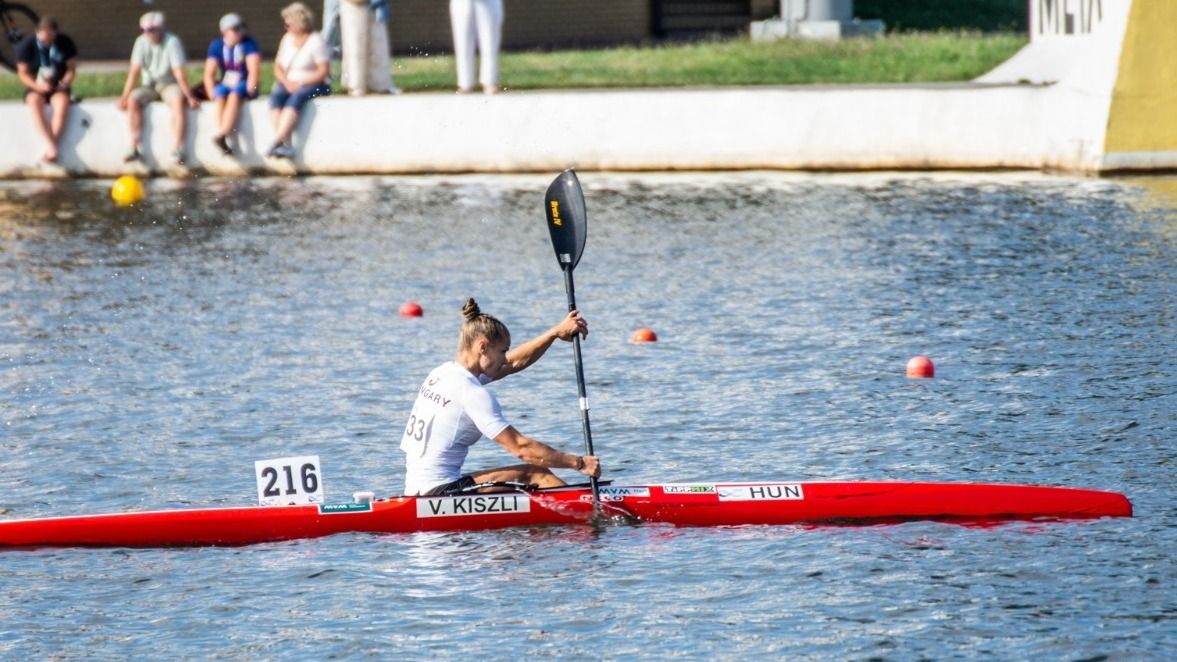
[117,11,200,165]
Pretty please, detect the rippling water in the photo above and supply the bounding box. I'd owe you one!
[1,173,1174,658]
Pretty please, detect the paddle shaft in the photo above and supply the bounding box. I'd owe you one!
[563,266,599,505]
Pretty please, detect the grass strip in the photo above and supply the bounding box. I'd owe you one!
[0,32,1025,100]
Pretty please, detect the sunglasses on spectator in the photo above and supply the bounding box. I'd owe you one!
[143,26,162,33]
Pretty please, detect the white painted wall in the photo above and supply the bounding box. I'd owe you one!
[0,80,1121,179]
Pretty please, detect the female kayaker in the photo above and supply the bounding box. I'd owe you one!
[400,298,602,496]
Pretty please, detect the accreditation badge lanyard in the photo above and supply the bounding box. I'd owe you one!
[37,41,59,82]
[221,41,245,87]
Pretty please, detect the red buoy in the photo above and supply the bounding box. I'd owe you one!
[906,355,935,379]
[399,301,423,318]
[631,328,658,343]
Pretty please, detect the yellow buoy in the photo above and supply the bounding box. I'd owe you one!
[111,175,145,207]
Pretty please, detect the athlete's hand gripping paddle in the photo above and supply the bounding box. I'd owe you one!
[544,169,599,507]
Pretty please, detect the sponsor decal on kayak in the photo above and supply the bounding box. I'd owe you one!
[717,484,804,501]
[578,487,650,503]
[662,484,717,494]
[417,494,530,518]
[318,502,373,514]
[601,487,649,498]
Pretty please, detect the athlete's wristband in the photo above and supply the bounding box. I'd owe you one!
[575,456,585,471]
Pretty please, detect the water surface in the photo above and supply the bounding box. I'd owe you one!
[1,173,1173,658]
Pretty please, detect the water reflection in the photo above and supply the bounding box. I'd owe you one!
[0,173,1174,657]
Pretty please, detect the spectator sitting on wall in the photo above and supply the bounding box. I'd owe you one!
[340,0,397,96]
[203,13,262,156]
[268,2,332,159]
[15,16,77,163]
[117,12,200,165]
[450,0,503,94]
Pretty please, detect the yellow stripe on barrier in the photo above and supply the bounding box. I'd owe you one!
[1105,0,1177,156]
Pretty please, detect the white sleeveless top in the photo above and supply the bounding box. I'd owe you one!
[400,361,511,495]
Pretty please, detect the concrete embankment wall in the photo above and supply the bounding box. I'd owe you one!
[2,0,1172,178]
[0,83,1108,179]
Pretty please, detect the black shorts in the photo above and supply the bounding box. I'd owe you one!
[24,86,70,104]
[423,475,476,496]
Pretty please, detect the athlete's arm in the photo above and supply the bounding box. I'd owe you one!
[504,310,588,376]
[493,426,601,477]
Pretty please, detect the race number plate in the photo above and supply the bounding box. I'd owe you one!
[255,455,324,506]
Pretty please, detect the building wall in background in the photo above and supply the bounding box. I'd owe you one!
[32,0,654,61]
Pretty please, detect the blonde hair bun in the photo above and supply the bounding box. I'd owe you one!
[462,298,481,322]
[458,298,509,349]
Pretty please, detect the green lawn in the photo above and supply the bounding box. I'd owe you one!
[0,32,1025,100]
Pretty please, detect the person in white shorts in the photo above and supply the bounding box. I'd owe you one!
[401,298,601,496]
[449,0,503,94]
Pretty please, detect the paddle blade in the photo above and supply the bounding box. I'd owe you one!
[544,169,587,270]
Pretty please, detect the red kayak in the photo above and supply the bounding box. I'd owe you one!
[0,481,1131,549]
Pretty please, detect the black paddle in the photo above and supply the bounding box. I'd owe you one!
[544,169,599,507]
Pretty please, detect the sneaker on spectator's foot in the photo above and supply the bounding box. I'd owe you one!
[213,135,232,156]
[269,143,294,159]
[123,147,142,163]
[173,148,186,166]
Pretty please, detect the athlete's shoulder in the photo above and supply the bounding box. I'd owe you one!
[422,361,474,389]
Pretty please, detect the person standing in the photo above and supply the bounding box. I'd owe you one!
[203,13,262,156]
[321,0,342,67]
[268,2,332,159]
[339,0,396,96]
[14,17,76,163]
[400,299,600,496]
[449,0,503,94]
[117,12,200,165]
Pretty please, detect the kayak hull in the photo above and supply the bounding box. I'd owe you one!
[0,481,1132,549]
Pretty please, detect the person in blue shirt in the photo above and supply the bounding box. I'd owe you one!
[202,13,262,156]
[15,17,77,163]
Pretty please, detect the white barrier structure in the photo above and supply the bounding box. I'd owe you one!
[0,0,1171,178]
